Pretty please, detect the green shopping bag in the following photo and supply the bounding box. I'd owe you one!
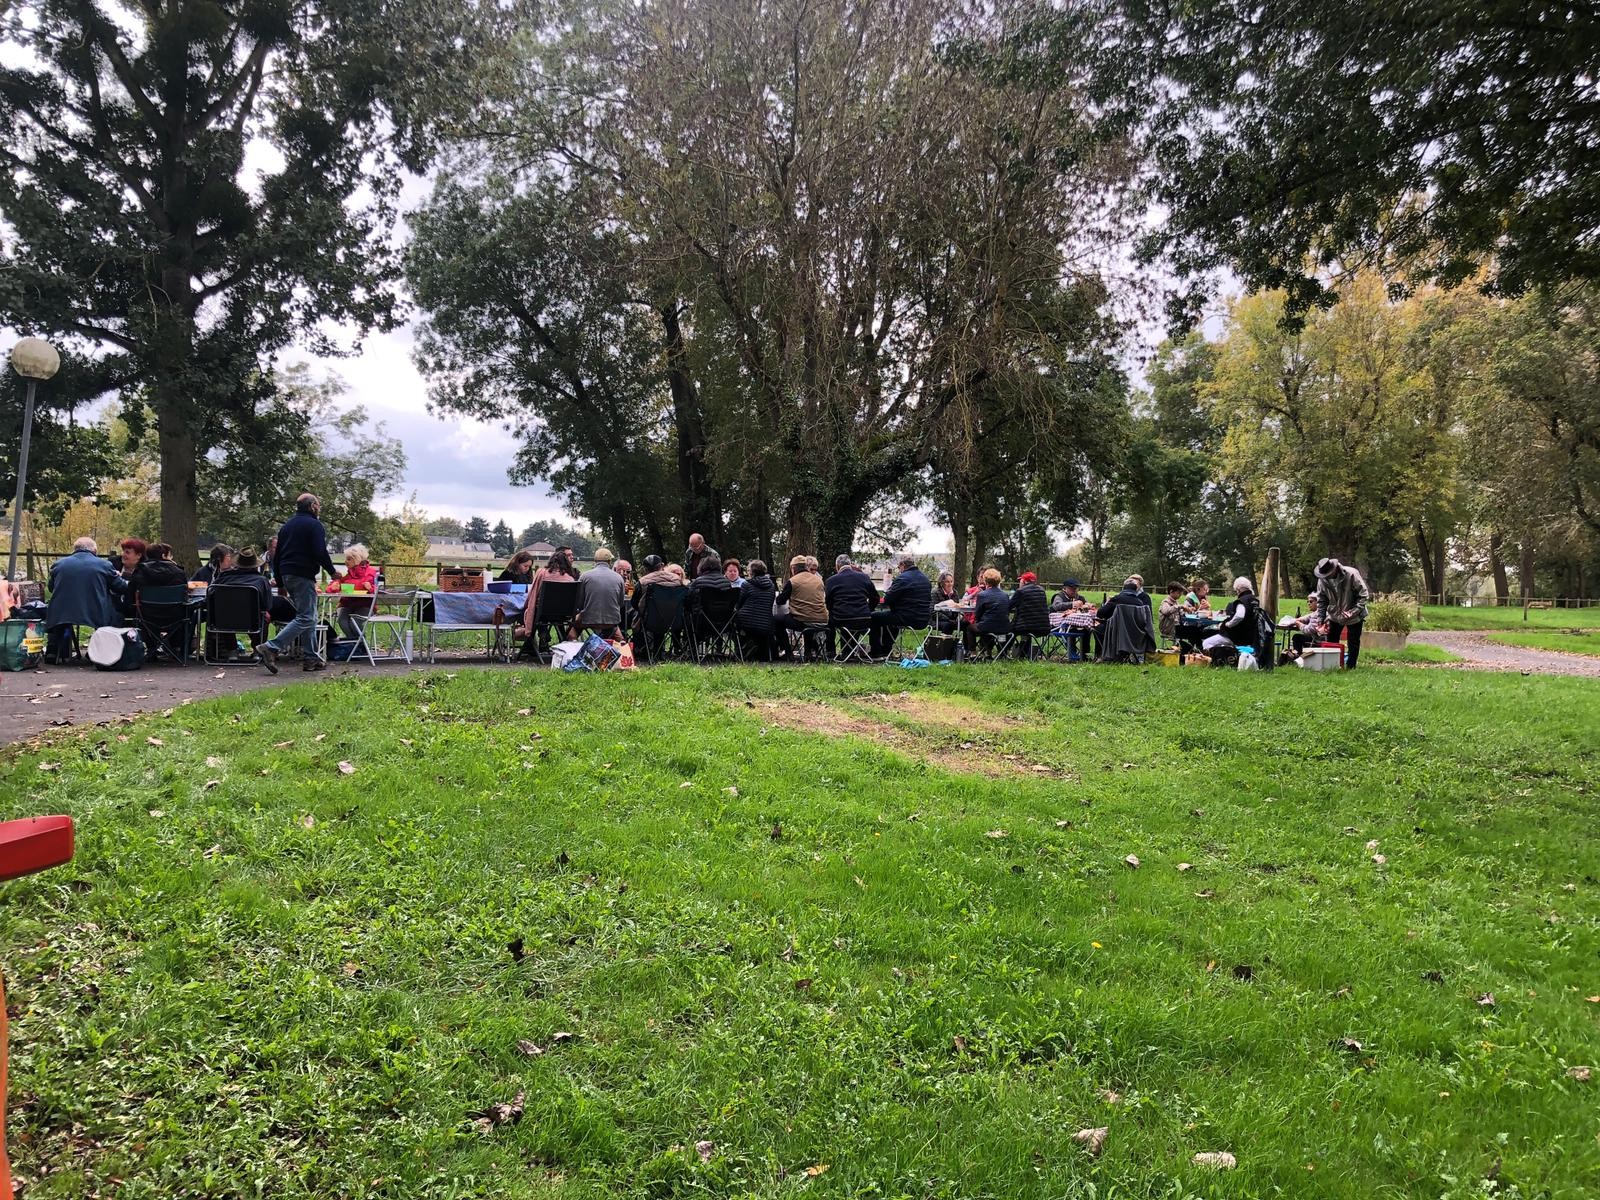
[0,619,45,672]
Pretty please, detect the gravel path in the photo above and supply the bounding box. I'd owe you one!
[1410,631,1600,678]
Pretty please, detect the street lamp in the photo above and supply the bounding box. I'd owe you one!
[7,337,61,582]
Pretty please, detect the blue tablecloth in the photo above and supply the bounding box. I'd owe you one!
[428,591,522,625]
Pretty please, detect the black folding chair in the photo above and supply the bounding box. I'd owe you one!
[134,585,192,665]
[831,615,873,664]
[528,580,580,664]
[690,587,743,663]
[635,584,689,664]
[203,585,266,663]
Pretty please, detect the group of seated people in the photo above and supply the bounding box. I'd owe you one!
[38,535,333,663]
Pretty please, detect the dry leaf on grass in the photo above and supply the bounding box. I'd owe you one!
[1333,1037,1363,1053]
[148,809,165,819]
[794,977,814,991]
[1123,855,1140,869]
[299,814,315,829]
[1365,839,1380,851]
[1476,992,1496,1007]
[1194,889,1215,899]
[1371,854,1387,865]
[203,779,220,791]
[516,1039,544,1057]
[202,843,221,859]
[550,1031,575,1044]
[1192,1151,1237,1170]
[469,1090,525,1131]
[1096,1089,1123,1105]
[985,829,1008,839]
[336,761,356,775]
[145,737,164,747]
[1071,1127,1108,1156]
[38,762,58,772]
[1566,1065,1592,1081]
[803,1164,830,1178]
[315,733,327,742]
[399,738,414,747]
[1176,862,1194,872]
[273,740,295,749]
[342,961,362,978]
[205,756,223,768]
[723,785,739,796]
[695,1140,716,1162]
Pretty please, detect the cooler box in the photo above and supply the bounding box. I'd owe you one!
[1152,647,1181,668]
[1297,646,1342,671]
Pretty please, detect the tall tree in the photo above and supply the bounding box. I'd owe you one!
[1082,0,1600,325]
[423,517,465,539]
[0,0,504,566]
[489,520,515,557]
[462,516,491,545]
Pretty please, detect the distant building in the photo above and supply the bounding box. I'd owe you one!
[425,537,495,561]
[527,541,558,556]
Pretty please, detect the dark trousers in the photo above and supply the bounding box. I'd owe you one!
[869,611,906,657]
[779,616,827,660]
[46,625,79,663]
[1334,621,1363,668]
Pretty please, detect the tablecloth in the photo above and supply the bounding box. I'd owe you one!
[428,591,523,625]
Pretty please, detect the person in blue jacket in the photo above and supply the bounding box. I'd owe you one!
[45,537,126,662]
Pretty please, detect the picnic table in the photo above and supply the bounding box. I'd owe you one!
[421,590,522,663]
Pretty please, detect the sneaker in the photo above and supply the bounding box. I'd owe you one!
[302,658,326,672]
[258,646,279,674]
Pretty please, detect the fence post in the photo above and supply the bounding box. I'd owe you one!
[1262,546,1280,620]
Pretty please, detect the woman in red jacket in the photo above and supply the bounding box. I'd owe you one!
[325,543,378,640]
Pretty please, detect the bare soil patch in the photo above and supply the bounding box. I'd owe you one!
[739,697,1068,779]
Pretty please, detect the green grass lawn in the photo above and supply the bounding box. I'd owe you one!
[1360,642,1464,665]
[4,665,1599,1199]
[1487,630,1600,658]
[1417,605,1600,632]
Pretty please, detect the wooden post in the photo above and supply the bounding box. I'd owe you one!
[1262,546,1281,620]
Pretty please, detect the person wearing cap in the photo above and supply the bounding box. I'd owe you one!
[776,553,829,659]
[1007,570,1050,655]
[576,547,626,638]
[1050,577,1089,613]
[1314,557,1370,668]
[213,547,275,650]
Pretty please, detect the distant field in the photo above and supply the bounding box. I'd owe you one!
[1416,605,1600,632]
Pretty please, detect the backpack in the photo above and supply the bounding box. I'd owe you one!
[1255,608,1277,671]
[87,626,146,671]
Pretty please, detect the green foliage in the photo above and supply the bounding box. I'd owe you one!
[423,516,465,539]
[1365,594,1415,637]
[3,666,1599,1196]
[1075,0,1600,324]
[489,520,515,557]
[462,516,492,545]
[517,520,594,559]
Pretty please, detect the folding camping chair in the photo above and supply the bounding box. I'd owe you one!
[891,621,930,661]
[690,587,743,663]
[203,585,266,664]
[133,585,192,665]
[831,615,873,665]
[362,588,417,663]
[528,580,580,665]
[635,584,689,664]
[787,622,830,662]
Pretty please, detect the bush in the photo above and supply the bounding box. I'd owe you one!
[1367,593,1415,636]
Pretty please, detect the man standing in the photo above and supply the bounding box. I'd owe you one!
[871,555,932,657]
[258,493,338,673]
[685,532,718,580]
[1314,557,1370,668]
[576,547,626,639]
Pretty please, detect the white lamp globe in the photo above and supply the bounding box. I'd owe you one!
[10,337,60,381]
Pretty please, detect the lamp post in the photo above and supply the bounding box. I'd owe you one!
[7,337,60,582]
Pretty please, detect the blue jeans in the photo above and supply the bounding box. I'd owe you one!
[266,574,320,660]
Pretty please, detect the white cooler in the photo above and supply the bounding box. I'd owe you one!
[1297,646,1342,671]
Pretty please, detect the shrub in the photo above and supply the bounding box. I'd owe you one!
[1367,593,1415,636]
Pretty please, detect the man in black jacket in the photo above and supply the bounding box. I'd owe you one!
[870,556,932,657]
[824,555,878,657]
[1095,575,1148,621]
[258,493,339,674]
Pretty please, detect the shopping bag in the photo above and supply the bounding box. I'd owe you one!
[86,626,145,671]
[611,640,637,670]
[0,620,45,672]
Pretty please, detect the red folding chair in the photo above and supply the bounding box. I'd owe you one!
[2,816,75,1200]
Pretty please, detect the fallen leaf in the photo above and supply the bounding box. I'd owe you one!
[148,809,165,819]
[1030,764,1052,773]
[1190,808,1205,818]
[1333,1037,1363,1053]
[202,843,221,859]
[802,1164,830,1178]
[1176,862,1194,872]
[1567,1065,1592,1082]
[516,708,532,716]
[468,1090,525,1130]
[723,785,739,796]
[145,737,164,747]
[399,738,414,747]
[794,977,814,991]
[337,761,356,775]
[315,733,327,742]
[780,942,796,962]
[1071,1126,1109,1156]
[1192,1151,1237,1170]
[695,1140,715,1162]
[202,779,220,791]
[1365,839,1380,851]
[1371,854,1387,865]
[1124,854,1140,869]
[1121,762,1135,770]
[273,740,295,749]
[1054,820,1073,829]
[952,1034,968,1053]
[508,937,526,963]
[1194,889,1215,899]
[1096,1089,1123,1105]
[38,762,59,772]
[985,829,1008,839]
[1421,970,1445,984]
[679,781,693,789]
[300,814,316,829]
[516,1039,544,1057]
[853,875,866,889]
[204,756,224,768]
[342,961,362,977]
[1562,883,1577,892]
[548,1031,575,1045]
[1588,996,1600,1004]
[1476,992,1496,1008]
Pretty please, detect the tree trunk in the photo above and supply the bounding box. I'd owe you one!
[157,405,199,571]
[660,305,716,545]
[1432,532,1448,605]
[1518,542,1535,601]
[1489,532,1509,604]
[1415,524,1439,602]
